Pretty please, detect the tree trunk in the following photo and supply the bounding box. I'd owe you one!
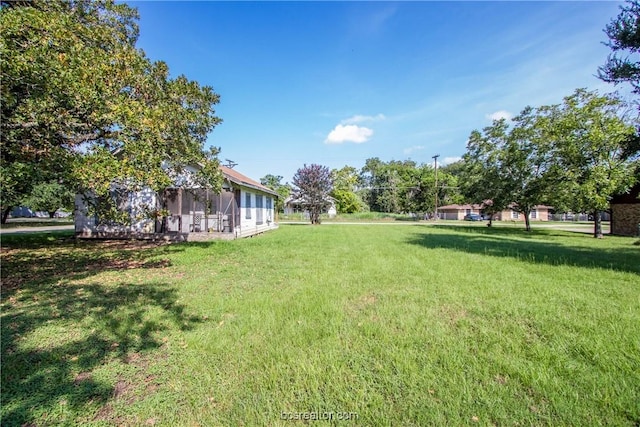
[1,207,11,224]
[159,190,168,233]
[524,210,531,232]
[594,210,603,238]
[49,211,56,218]
[487,214,493,227]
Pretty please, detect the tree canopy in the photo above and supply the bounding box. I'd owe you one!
[292,164,333,225]
[461,89,637,237]
[544,89,637,237]
[330,166,367,214]
[360,157,461,216]
[0,0,222,222]
[260,174,292,214]
[23,182,75,218]
[598,0,640,96]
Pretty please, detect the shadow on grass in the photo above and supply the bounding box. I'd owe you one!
[428,224,596,238]
[0,233,201,426]
[393,216,421,222]
[0,232,189,290]
[407,225,640,275]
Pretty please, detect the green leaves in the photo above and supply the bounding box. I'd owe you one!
[23,182,74,217]
[546,90,637,216]
[359,158,460,214]
[461,89,637,237]
[598,0,640,94]
[1,0,223,222]
[330,166,366,214]
[260,174,292,213]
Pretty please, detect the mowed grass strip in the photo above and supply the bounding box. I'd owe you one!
[1,225,638,426]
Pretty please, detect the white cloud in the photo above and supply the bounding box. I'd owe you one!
[486,110,513,121]
[325,124,373,144]
[442,156,462,166]
[403,145,425,155]
[341,114,386,125]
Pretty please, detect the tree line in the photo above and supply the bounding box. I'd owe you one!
[2,0,639,238]
[267,2,640,237]
[274,88,638,237]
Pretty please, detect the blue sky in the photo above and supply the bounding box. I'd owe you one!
[131,1,624,183]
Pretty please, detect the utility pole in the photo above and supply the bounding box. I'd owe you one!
[224,159,238,169]
[432,154,440,221]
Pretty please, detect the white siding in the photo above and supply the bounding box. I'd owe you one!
[75,188,157,236]
[236,188,277,237]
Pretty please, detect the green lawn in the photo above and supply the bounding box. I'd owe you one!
[1,225,639,426]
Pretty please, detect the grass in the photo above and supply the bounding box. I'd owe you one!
[1,225,639,426]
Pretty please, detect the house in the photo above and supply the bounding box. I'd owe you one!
[491,205,552,222]
[437,204,552,221]
[437,204,483,220]
[283,195,337,218]
[610,183,640,236]
[75,165,278,240]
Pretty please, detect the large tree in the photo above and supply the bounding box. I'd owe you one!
[544,89,637,238]
[0,0,222,223]
[292,164,333,225]
[23,182,75,218]
[359,157,461,216]
[461,121,512,227]
[598,0,640,161]
[330,166,367,213]
[502,107,555,232]
[462,112,554,232]
[598,0,640,96]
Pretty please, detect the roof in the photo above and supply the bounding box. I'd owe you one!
[284,195,336,205]
[437,203,553,211]
[437,204,483,210]
[221,166,278,197]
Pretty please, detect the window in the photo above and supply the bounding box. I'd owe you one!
[530,209,537,219]
[245,193,251,219]
[266,197,272,210]
[511,210,519,219]
[256,194,263,224]
[465,208,471,214]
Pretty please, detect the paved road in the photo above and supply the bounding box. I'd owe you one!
[0,222,609,236]
[0,225,74,235]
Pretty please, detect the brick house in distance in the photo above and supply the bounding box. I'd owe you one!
[610,183,640,236]
[437,204,551,221]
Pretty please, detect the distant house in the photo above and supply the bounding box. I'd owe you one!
[437,203,551,221]
[283,195,337,218]
[9,206,72,218]
[75,165,278,240]
[491,205,552,222]
[610,183,640,236]
[437,204,483,220]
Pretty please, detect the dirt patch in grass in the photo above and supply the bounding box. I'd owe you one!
[346,293,377,313]
[93,350,167,424]
[74,372,93,385]
[437,304,468,325]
